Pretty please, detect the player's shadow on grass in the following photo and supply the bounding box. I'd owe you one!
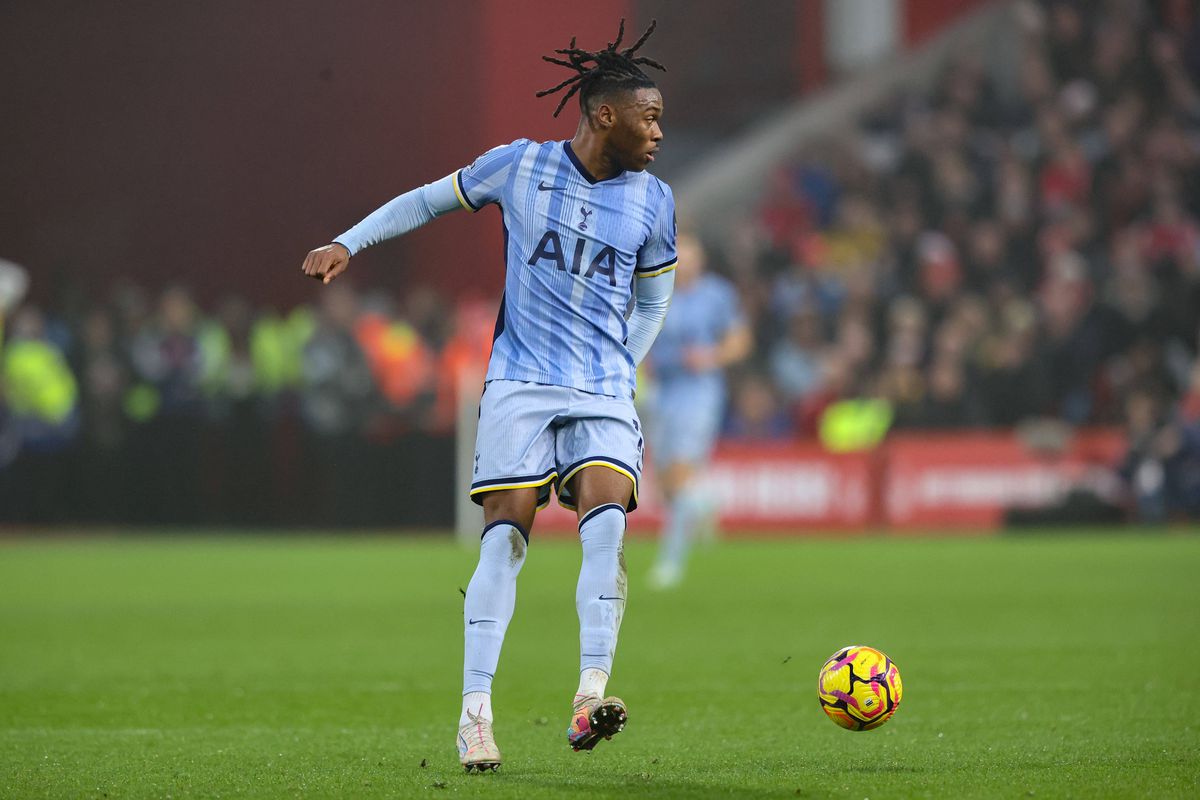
[471,773,794,798]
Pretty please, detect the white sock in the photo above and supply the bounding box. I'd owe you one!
[460,691,493,726]
[576,668,609,699]
[462,521,527,711]
[576,504,627,677]
[656,483,705,575]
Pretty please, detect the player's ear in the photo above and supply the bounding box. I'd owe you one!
[594,102,616,130]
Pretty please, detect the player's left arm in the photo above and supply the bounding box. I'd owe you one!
[627,183,679,364]
[626,270,675,365]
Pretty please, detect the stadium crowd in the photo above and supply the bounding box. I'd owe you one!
[713,0,1200,514]
[0,282,487,525]
[2,0,1198,522]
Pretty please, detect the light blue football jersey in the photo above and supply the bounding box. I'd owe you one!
[648,273,743,395]
[453,139,677,398]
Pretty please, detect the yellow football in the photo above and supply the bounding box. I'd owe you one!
[817,645,903,731]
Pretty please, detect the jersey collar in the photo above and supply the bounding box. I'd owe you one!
[563,141,625,185]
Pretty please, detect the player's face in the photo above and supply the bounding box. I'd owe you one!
[609,88,663,172]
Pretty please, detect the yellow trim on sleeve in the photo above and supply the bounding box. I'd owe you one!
[451,169,476,212]
[636,261,677,278]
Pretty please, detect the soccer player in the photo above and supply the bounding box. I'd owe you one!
[645,233,750,589]
[300,21,675,772]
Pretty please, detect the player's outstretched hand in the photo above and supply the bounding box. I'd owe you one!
[301,242,351,284]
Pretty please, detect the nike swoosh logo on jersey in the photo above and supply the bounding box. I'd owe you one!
[538,181,567,191]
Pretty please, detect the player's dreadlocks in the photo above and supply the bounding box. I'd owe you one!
[537,19,666,118]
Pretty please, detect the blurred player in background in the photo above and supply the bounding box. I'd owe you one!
[645,233,750,589]
[301,20,675,773]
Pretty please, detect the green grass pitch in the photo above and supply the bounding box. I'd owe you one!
[2,532,1198,799]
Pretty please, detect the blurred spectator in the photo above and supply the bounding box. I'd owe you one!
[725,371,793,440]
[126,286,205,522]
[0,259,30,337]
[130,286,204,416]
[301,284,374,438]
[977,299,1051,425]
[71,306,131,521]
[915,232,964,311]
[199,296,273,523]
[964,220,1011,294]
[1119,388,1200,521]
[2,306,79,442]
[1039,252,1105,424]
[354,290,436,433]
[1180,362,1200,424]
[434,300,499,431]
[819,392,893,453]
[301,283,376,525]
[0,306,79,521]
[769,305,825,403]
[902,355,984,430]
[199,296,257,412]
[0,258,31,473]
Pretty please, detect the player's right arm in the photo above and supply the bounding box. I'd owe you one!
[301,174,467,284]
[301,140,530,284]
[683,287,751,373]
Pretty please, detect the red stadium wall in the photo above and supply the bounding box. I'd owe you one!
[536,429,1128,534]
[881,431,1126,530]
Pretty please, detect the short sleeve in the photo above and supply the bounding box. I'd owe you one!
[454,139,531,212]
[635,183,677,278]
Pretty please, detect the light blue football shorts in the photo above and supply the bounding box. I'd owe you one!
[470,379,644,512]
[646,379,724,467]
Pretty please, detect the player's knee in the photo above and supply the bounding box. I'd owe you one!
[481,489,537,533]
[480,521,527,559]
[574,469,633,515]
